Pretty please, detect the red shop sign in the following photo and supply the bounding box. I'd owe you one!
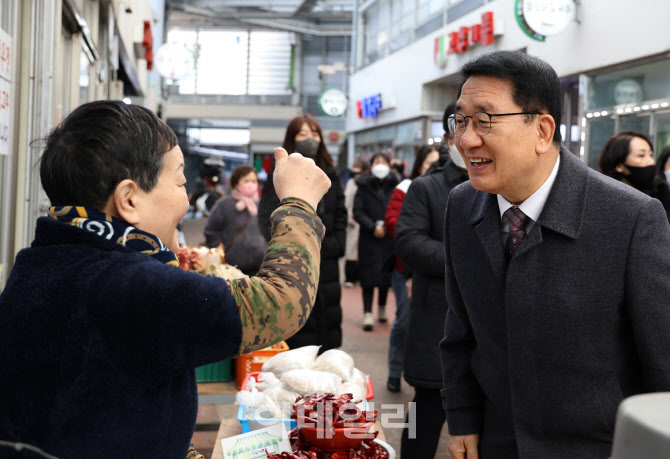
[447,11,497,55]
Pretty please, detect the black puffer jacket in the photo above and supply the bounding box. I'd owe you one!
[353,172,399,289]
[259,165,347,351]
[395,158,467,388]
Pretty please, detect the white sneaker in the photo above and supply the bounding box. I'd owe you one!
[344,282,355,288]
[363,312,374,331]
[378,307,388,323]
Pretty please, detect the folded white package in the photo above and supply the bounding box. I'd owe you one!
[264,382,300,417]
[261,345,320,378]
[351,368,368,389]
[337,382,367,410]
[280,369,342,395]
[235,389,284,419]
[311,349,355,382]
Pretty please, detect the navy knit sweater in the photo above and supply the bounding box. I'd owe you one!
[0,217,243,458]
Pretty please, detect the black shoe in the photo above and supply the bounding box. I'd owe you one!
[387,377,401,393]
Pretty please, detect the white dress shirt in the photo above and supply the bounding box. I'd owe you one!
[498,154,561,246]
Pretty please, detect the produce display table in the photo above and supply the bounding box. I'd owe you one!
[210,419,387,459]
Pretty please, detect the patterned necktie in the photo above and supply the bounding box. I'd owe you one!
[503,206,529,260]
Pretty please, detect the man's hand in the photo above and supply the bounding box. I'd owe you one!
[373,226,386,238]
[273,147,331,210]
[448,434,480,459]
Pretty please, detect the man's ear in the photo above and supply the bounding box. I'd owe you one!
[536,114,556,154]
[112,179,141,226]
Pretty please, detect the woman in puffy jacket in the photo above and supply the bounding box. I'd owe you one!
[258,114,347,352]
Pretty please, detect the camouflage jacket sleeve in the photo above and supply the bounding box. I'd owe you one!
[227,197,325,355]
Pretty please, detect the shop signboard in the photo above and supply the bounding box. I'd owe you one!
[0,27,11,156]
[433,12,502,67]
[318,88,348,117]
[357,93,382,118]
[515,0,576,42]
[154,42,195,81]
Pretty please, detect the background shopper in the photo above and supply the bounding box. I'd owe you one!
[204,164,267,276]
[353,153,398,331]
[383,144,439,393]
[258,114,347,352]
[394,103,467,457]
[343,157,370,287]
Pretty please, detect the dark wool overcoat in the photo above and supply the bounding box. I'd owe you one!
[394,158,467,389]
[440,148,670,458]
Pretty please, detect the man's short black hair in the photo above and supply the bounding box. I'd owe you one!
[442,101,457,136]
[40,100,178,210]
[459,51,562,145]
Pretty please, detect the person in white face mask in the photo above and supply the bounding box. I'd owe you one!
[353,153,399,330]
[258,114,348,352]
[391,101,469,457]
[204,165,268,276]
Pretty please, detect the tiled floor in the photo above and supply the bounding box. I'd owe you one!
[184,217,452,458]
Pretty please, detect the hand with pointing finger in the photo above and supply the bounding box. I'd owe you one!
[272,147,331,211]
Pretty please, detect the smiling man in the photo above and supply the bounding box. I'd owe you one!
[439,51,670,459]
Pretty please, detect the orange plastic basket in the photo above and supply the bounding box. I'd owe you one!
[234,341,290,389]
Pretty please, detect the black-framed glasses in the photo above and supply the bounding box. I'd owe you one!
[447,111,543,137]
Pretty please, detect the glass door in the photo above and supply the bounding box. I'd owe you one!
[654,111,670,155]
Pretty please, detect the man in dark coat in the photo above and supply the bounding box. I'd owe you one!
[441,51,670,459]
[395,154,466,457]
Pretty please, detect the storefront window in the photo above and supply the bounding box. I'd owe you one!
[588,59,670,111]
[79,48,91,103]
[655,112,670,154]
[417,0,444,24]
[587,117,615,171]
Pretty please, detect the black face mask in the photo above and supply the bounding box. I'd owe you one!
[624,164,655,191]
[294,138,319,158]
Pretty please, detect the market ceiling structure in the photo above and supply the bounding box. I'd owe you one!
[166,0,355,36]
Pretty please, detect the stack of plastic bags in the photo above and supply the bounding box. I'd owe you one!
[236,346,369,420]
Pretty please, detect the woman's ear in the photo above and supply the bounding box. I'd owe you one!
[535,114,556,154]
[112,179,141,226]
[615,163,630,175]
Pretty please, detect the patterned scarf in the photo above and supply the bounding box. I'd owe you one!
[48,206,179,267]
[231,188,258,216]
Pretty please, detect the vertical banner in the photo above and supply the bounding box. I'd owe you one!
[0,27,11,156]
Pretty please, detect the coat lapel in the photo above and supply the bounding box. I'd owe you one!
[469,148,589,287]
[534,147,588,241]
[470,190,507,289]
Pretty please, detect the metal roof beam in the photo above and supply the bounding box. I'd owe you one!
[294,0,319,16]
[238,17,351,35]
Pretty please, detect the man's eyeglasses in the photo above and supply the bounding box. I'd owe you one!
[447,111,543,137]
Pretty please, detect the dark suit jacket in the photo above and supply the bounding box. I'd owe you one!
[440,148,670,459]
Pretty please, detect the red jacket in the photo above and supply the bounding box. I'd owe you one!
[385,179,411,273]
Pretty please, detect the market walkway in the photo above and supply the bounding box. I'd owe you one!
[182,217,451,458]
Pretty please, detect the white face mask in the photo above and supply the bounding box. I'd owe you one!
[371,164,390,179]
[449,143,466,169]
[664,170,670,184]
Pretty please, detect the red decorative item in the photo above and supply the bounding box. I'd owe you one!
[142,20,153,70]
[481,12,495,45]
[457,26,470,53]
[470,24,482,44]
[447,31,459,54]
